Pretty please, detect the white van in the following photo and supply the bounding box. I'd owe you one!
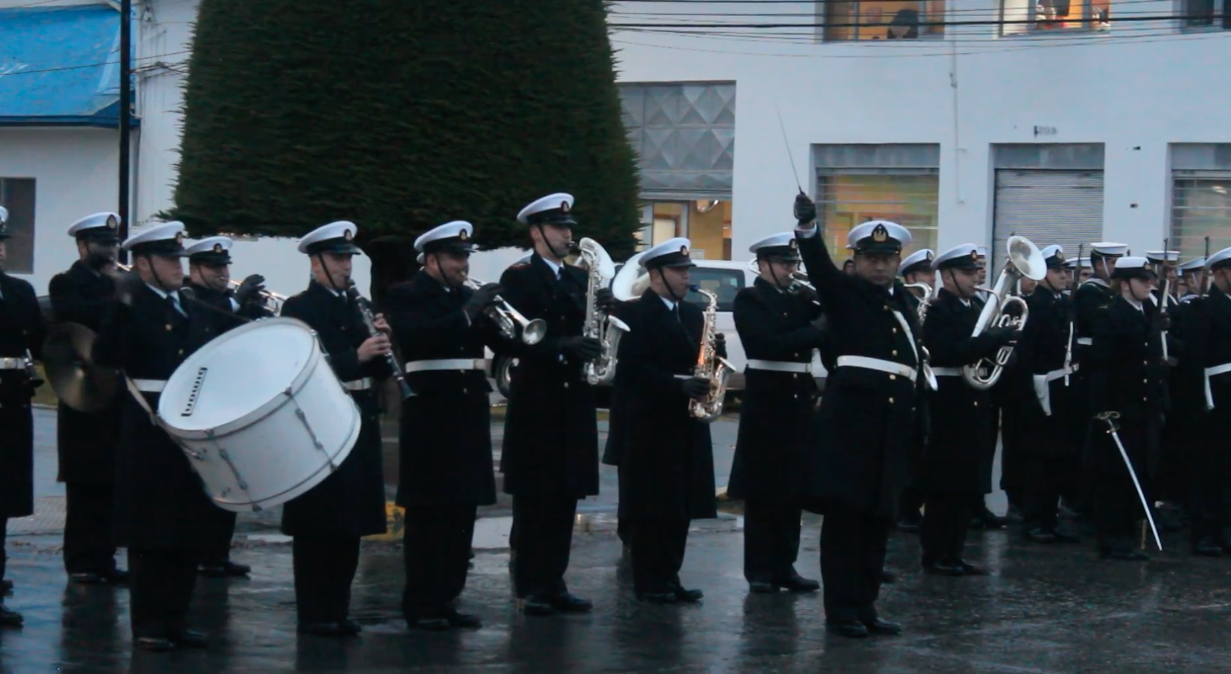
[489,258,825,399]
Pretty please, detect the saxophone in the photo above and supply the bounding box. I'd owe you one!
[688,288,735,421]
[576,238,630,385]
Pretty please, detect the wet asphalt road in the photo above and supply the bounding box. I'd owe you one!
[7,411,1231,673]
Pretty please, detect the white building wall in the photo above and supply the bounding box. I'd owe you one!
[609,0,1231,256]
[0,128,118,290]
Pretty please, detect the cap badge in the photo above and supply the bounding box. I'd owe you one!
[106,215,118,229]
[458,229,469,241]
[970,249,978,259]
[788,239,798,250]
[213,243,223,253]
[561,201,571,214]
[925,251,934,261]
[872,224,888,243]
[680,245,690,256]
[174,231,184,245]
[343,228,354,241]
[1056,251,1065,262]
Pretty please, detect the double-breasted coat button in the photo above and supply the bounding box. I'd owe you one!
[888,397,895,404]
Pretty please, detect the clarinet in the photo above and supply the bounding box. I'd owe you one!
[345,281,414,399]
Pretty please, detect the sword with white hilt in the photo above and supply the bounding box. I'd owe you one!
[1095,411,1163,551]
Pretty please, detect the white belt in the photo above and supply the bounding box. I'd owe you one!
[836,356,916,383]
[1077,337,1093,346]
[342,378,373,391]
[930,367,962,377]
[132,379,166,393]
[0,357,26,370]
[746,359,813,374]
[404,358,489,373]
[1204,363,1231,410]
[1032,364,1079,416]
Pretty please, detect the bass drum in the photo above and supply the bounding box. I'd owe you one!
[157,317,362,513]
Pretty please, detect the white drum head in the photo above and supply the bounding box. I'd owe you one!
[159,318,318,432]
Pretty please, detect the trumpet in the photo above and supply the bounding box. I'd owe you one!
[462,278,547,345]
[961,236,1046,390]
[113,260,285,313]
[746,259,819,304]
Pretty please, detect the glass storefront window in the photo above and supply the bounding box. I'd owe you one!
[1171,176,1231,261]
[817,173,939,261]
[637,200,733,260]
[824,0,944,41]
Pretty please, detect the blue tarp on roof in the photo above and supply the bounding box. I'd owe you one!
[0,4,135,127]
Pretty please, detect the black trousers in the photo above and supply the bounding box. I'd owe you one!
[64,482,118,575]
[0,516,7,581]
[1095,470,1151,552]
[127,548,200,638]
[820,502,890,622]
[898,484,923,521]
[630,518,690,594]
[1000,407,1025,507]
[292,536,361,625]
[743,499,801,583]
[1024,453,1067,532]
[201,511,238,564]
[921,492,973,565]
[510,495,577,599]
[402,503,476,619]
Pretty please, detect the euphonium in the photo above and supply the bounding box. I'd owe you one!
[688,287,735,422]
[960,236,1047,390]
[575,238,630,385]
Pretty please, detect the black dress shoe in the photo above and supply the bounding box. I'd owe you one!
[1,579,12,594]
[636,590,678,604]
[978,507,1007,529]
[0,604,23,628]
[862,617,903,635]
[923,560,964,576]
[672,585,703,603]
[444,608,482,629]
[1025,528,1056,543]
[101,568,131,584]
[1006,505,1025,523]
[69,572,104,585]
[748,580,778,594]
[339,618,363,635]
[955,559,987,576]
[897,520,921,533]
[548,592,593,613]
[1051,527,1081,543]
[170,629,208,648]
[408,616,451,631]
[775,571,821,593]
[1102,549,1149,561]
[1194,538,1223,557]
[825,619,869,638]
[298,621,348,636]
[518,596,555,616]
[133,636,175,651]
[880,570,897,584]
[200,560,251,578]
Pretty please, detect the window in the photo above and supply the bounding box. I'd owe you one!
[816,173,939,260]
[0,178,36,274]
[637,200,732,259]
[1171,174,1231,261]
[1183,0,1230,28]
[1001,0,1111,34]
[684,267,746,312]
[822,0,945,41]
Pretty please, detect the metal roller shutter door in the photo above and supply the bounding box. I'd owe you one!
[991,170,1104,272]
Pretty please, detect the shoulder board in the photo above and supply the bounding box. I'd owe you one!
[507,262,531,270]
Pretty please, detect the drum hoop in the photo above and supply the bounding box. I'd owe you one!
[158,317,326,438]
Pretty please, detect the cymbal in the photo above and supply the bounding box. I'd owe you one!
[42,323,120,413]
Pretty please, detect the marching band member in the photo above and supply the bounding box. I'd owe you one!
[1176,249,1231,555]
[383,221,502,630]
[280,221,390,636]
[48,213,128,585]
[792,194,920,638]
[91,222,220,650]
[1145,250,1187,530]
[1146,250,1181,307]
[1015,245,1081,544]
[895,249,934,533]
[918,245,1018,576]
[968,246,1007,531]
[0,206,45,629]
[1178,257,1206,299]
[727,233,821,594]
[498,193,610,616]
[1087,256,1170,561]
[613,238,717,603]
[1065,257,1093,288]
[182,236,269,579]
[1071,242,1128,519]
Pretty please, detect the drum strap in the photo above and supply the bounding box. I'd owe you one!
[404,358,490,373]
[124,375,159,425]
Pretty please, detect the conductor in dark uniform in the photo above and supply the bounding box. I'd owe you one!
[280,221,390,636]
[895,248,934,532]
[383,221,503,630]
[48,212,128,585]
[613,237,717,602]
[182,236,270,578]
[792,195,921,639]
[0,205,46,628]
[918,244,1018,576]
[1087,256,1170,561]
[728,232,821,594]
[91,222,222,650]
[498,193,605,616]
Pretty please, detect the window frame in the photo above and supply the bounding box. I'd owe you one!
[998,0,1111,36]
[814,168,941,259]
[818,0,947,42]
[1178,0,1230,31]
[1170,170,1231,261]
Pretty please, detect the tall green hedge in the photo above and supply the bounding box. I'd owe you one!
[169,0,642,286]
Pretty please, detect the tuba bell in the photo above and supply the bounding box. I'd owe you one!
[574,238,630,385]
[960,235,1047,390]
